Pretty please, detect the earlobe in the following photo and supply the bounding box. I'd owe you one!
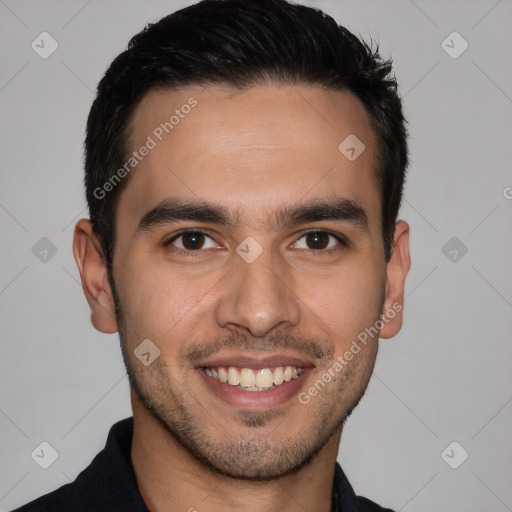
[379,220,411,339]
[73,219,119,334]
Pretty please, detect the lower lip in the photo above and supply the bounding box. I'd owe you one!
[196,368,312,411]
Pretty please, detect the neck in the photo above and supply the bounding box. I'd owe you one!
[130,391,341,512]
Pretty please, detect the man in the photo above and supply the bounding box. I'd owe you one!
[14,0,410,510]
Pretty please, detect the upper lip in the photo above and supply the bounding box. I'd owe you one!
[195,352,316,369]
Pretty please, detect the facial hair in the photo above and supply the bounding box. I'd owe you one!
[110,273,382,481]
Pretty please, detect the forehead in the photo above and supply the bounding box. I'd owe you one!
[117,83,381,233]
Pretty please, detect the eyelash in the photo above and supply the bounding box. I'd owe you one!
[163,229,348,257]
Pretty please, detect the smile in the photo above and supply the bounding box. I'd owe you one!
[201,365,304,391]
[195,353,314,410]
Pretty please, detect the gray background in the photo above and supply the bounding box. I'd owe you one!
[1,0,511,510]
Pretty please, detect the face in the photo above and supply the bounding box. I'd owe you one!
[75,83,410,480]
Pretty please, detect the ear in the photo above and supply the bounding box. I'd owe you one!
[73,219,118,334]
[379,220,411,339]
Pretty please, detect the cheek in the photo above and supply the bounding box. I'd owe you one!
[301,264,383,343]
[116,241,385,350]
[115,257,219,344]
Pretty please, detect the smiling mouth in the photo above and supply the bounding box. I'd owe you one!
[200,365,305,391]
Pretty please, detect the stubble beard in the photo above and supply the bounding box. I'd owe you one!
[110,275,379,481]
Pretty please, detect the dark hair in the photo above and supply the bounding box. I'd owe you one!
[85,0,408,275]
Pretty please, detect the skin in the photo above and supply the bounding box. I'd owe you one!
[73,83,410,512]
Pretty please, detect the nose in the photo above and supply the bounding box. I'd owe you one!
[214,248,301,338]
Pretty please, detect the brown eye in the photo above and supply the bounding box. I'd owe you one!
[304,232,330,250]
[180,232,206,250]
[293,230,346,252]
[166,231,218,252]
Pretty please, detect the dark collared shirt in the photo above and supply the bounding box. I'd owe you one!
[12,417,395,512]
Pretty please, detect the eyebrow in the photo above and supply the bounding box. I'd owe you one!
[134,197,369,235]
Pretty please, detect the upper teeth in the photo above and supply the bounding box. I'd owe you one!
[203,365,304,389]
